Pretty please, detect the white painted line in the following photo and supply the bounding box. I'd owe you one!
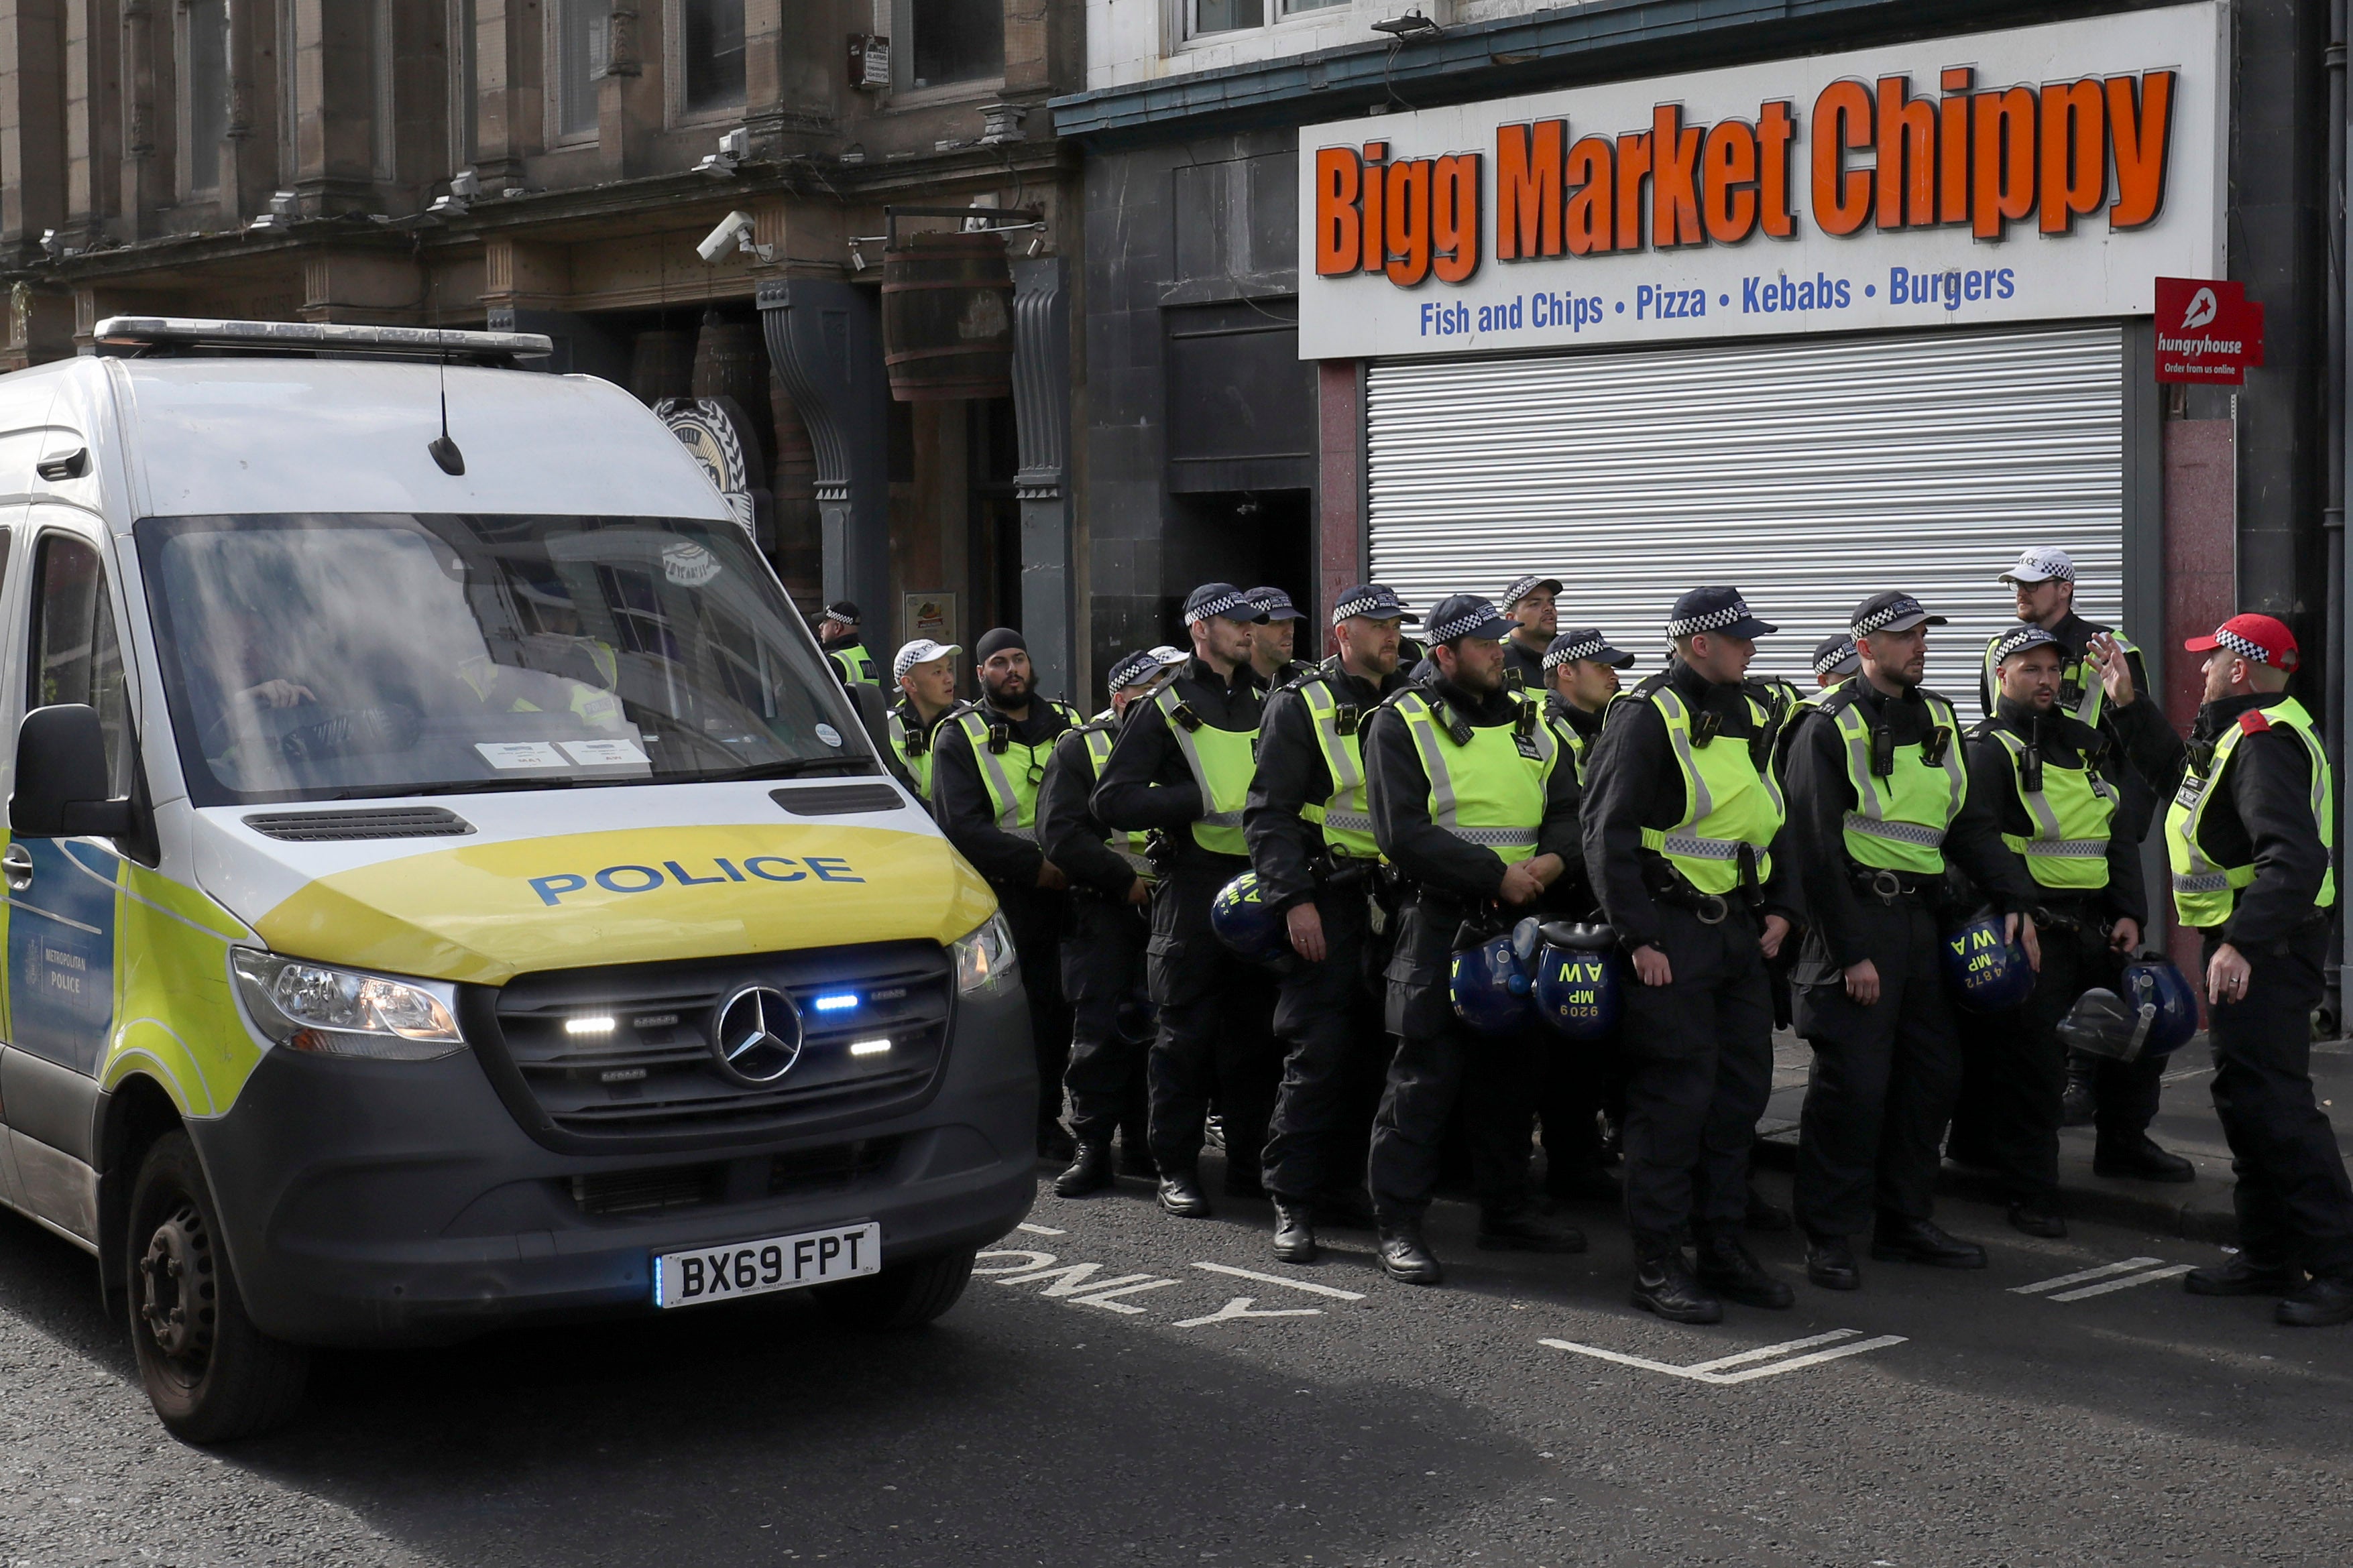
[1538,1331,1905,1386]
[2047,1264,2195,1303]
[2010,1257,2163,1294]
[1017,1223,1067,1235]
[1173,1296,1324,1328]
[1070,1280,1182,1314]
[1193,1262,1368,1301]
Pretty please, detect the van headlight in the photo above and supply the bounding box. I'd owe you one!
[950,912,1020,998]
[230,950,467,1061]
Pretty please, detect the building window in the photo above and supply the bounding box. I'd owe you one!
[1193,0,1262,32]
[902,0,1002,91]
[678,0,745,117]
[372,0,398,179]
[450,0,478,166]
[182,0,229,194]
[553,0,612,141]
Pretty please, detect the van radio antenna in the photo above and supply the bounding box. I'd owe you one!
[426,263,465,475]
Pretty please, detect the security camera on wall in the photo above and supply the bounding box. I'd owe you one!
[696,210,758,264]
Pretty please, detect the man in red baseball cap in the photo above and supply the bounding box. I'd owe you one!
[2167,613,2353,1327]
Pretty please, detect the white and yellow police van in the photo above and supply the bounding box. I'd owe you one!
[0,318,1033,1441]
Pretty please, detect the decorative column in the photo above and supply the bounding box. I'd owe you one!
[759,278,890,620]
[1010,255,1076,700]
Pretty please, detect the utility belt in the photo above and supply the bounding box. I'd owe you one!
[2022,892,2111,936]
[1312,845,1383,894]
[1846,863,1946,906]
[1640,851,1762,926]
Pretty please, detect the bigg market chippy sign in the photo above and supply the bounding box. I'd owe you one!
[1295,5,2225,359]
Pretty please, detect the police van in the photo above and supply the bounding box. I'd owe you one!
[0,318,1034,1441]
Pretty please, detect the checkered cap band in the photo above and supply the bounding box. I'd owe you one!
[1812,641,1858,678]
[2215,627,2277,667]
[1852,597,1924,637]
[1428,603,1504,643]
[1189,590,1249,621]
[1332,591,1404,623]
[1992,626,2061,664]
[1544,636,1609,670]
[1665,601,1754,639]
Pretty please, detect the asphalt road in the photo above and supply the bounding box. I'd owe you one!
[1,1159,2348,1568]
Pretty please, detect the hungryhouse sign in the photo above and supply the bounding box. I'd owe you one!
[1296,5,2226,360]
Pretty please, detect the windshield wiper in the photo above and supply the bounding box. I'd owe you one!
[705,756,884,782]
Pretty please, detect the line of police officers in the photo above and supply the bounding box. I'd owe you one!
[840,548,2353,1331]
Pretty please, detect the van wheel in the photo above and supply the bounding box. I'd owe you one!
[125,1131,308,1443]
[811,1248,975,1330]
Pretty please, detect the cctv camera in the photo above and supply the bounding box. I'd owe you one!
[696,210,755,264]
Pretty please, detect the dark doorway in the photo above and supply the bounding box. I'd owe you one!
[969,397,1023,646]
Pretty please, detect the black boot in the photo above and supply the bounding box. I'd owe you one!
[1476,1205,1587,1254]
[1695,1232,1794,1309]
[1272,1201,1318,1264]
[1805,1234,1861,1291]
[2277,1275,2353,1328]
[1377,1219,1444,1285]
[1631,1245,1723,1325]
[1053,1140,1114,1198]
[2184,1256,2303,1296]
[1157,1168,1213,1219]
[2007,1199,2067,1238]
[2093,1134,2196,1183]
[1870,1216,1988,1269]
[2061,1060,2097,1129]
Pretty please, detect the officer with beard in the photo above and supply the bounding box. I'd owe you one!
[1246,587,1316,688]
[1499,575,1562,691]
[1247,585,1414,1262]
[1094,585,1280,1215]
[1043,646,1190,1197]
[929,628,1082,1159]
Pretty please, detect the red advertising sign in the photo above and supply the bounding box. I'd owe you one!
[2155,276,2264,385]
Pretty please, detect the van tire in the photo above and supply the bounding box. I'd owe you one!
[811,1247,975,1330]
[125,1131,308,1443]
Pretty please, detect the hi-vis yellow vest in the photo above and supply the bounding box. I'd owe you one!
[1390,687,1557,864]
[1638,680,1786,896]
[1079,716,1155,882]
[1987,726,2120,891]
[829,641,880,687]
[954,700,1080,840]
[2167,697,2337,927]
[1153,684,1258,856]
[1824,687,1966,876]
[889,705,939,801]
[1295,666,1379,858]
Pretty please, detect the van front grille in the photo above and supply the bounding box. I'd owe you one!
[465,942,956,1154]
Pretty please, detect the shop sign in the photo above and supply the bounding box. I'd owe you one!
[2153,276,2262,384]
[1296,5,2225,359]
[657,396,760,538]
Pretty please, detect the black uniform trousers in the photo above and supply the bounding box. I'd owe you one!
[1948,906,2117,1203]
[1262,881,1389,1205]
[1791,896,1960,1238]
[1145,855,1282,1179]
[2073,1044,2167,1148]
[1366,896,1541,1223]
[999,884,1072,1134]
[1061,893,1151,1146]
[2205,920,2353,1278]
[1617,904,1777,1247]
[1538,1030,1623,1187]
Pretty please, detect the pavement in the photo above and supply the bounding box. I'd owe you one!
[1753,1031,2353,1245]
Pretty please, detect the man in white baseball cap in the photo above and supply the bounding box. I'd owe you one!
[886,638,962,802]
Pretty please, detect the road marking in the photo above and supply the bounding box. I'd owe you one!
[1539,1328,1906,1385]
[1173,1296,1324,1329]
[2047,1264,2195,1302]
[2011,1258,2164,1294]
[1192,1262,1367,1301]
[1068,1280,1182,1314]
[1017,1223,1067,1235]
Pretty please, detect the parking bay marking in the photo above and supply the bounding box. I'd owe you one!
[1540,1328,1906,1385]
[2011,1258,2195,1301]
[1170,1262,1368,1329]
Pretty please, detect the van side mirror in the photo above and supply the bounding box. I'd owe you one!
[13,704,135,839]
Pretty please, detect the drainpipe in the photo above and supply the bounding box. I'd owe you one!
[2332,0,2348,1030]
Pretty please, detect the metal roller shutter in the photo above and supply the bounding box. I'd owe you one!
[1365,324,2124,699]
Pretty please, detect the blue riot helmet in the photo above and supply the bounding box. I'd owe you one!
[1210,871,1290,965]
[1450,918,1538,1036]
[1943,913,2035,1012]
[1532,922,1622,1041]
[2118,958,2198,1059]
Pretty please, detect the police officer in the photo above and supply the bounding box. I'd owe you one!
[1583,587,1798,1324]
[1499,575,1562,690]
[1246,587,1316,688]
[1248,585,1414,1262]
[817,601,880,687]
[1784,593,2017,1289]
[1947,623,2149,1237]
[1811,634,1861,693]
[886,638,962,802]
[929,627,1082,1160]
[1094,585,1281,1215]
[1362,595,1587,1283]
[1045,646,1190,1197]
[1979,546,2187,1158]
[2167,615,2353,1326]
[1536,627,1637,1202]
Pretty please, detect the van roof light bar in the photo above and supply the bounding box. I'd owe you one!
[91,316,554,367]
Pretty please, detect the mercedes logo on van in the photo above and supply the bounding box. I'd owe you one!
[709,985,803,1085]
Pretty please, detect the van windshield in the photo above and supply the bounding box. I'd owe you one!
[137,514,874,806]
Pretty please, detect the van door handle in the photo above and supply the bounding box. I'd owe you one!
[3,844,31,893]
